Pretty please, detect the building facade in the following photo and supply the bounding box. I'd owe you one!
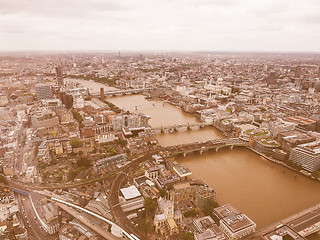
[290,140,320,172]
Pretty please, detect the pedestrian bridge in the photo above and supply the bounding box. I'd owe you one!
[92,88,153,97]
[163,138,248,157]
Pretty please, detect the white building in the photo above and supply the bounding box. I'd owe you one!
[290,140,320,172]
[213,204,256,240]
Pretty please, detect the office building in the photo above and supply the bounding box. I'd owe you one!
[290,140,320,172]
[37,73,44,83]
[56,66,64,86]
[111,113,149,131]
[36,83,52,100]
[31,108,59,129]
[213,204,256,240]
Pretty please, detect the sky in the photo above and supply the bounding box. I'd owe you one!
[0,0,320,52]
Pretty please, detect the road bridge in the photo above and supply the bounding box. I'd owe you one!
[164,138,248,157]
[153,122,214,132]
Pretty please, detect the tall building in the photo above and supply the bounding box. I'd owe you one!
[295,65,302,78]
[55,66,64,86]
[35,83,52,100]
[36,73,44,83]
[100,87,104,101]
[290,140,320,172]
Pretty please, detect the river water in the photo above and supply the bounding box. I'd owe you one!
[76,80,320,238]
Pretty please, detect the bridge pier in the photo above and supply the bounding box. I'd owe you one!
[183,152,187,157]
[230,145,234,150]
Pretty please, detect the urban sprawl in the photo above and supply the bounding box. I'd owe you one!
[0,52,320,240]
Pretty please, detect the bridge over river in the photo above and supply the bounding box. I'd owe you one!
[92,87,153,97]
[163,138,249,157]
[153,122,214,132]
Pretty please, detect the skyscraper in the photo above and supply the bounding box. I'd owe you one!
[36,73,44,83]
[100,87,104,101]
[55,66,63,86]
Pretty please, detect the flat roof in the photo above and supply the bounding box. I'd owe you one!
[173,164,192,178]
[285,116,317,125]
[120,185,141,200]
[214,204,256,233]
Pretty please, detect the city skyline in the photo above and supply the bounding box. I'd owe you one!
[1,0,320,52]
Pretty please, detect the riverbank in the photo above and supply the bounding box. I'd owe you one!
[247,147,320,183]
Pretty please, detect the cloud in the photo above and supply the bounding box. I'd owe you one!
[0,0,319,52]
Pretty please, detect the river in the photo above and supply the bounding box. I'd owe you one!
[75,79,320,238]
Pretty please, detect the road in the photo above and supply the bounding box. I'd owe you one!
[109,172,148,240]
[15,192,57,240]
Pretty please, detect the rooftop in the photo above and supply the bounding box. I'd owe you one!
[172,163,192,178]
[214,204,256,233]
[285,116,317,125]
[120,185,141,200]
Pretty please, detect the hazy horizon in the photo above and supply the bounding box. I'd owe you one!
[1,0,320,52]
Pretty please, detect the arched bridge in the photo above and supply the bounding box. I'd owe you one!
[154,122,214,132]
[163,138,248,157]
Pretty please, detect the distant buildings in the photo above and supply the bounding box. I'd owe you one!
[36,73,44,83]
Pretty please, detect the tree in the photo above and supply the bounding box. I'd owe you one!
[77,157,92,169]
[231,86,240,94]
[144,197,156,215]
[107,146,117,156]
[159,188,166,198]
[203,200,220,217]
[139,220,152,234]
[72,110,84,127]
[181,232,194,240]
[70,139,83,148]
[183,209,198,218]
